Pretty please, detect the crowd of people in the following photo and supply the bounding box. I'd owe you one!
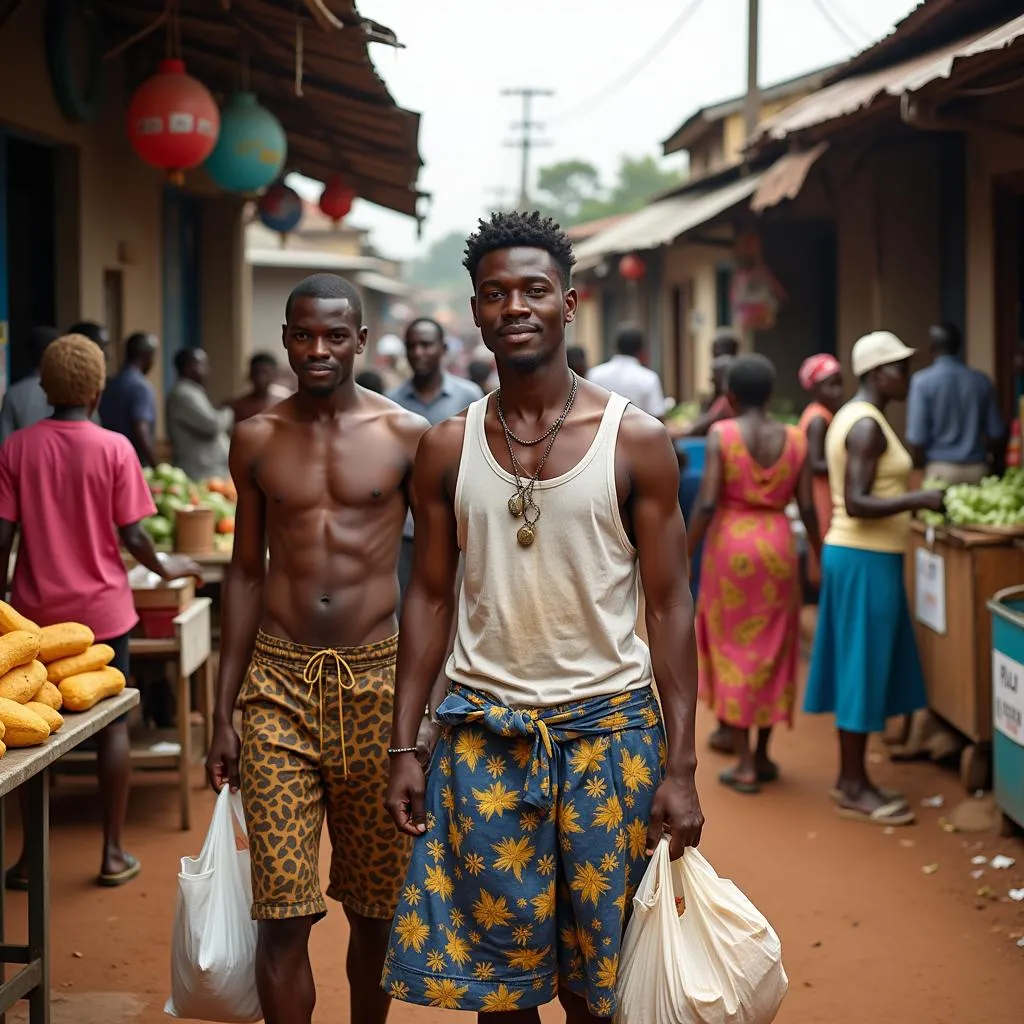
[0,205,1009,1023]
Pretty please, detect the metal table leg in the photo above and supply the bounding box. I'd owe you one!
[26,771,49,1024]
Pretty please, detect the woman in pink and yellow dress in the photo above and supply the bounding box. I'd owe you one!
[688,354,821,793]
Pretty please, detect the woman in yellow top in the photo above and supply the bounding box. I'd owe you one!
[804,332,945,828]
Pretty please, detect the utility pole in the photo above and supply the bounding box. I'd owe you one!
[743,0,760,146]
[502,87,554,209]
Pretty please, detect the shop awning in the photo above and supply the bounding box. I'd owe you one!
[574,174,764,270]
[752,12,1024,145]
[751,142,829,212]
[100,0,425,218]
[354,270,413,296]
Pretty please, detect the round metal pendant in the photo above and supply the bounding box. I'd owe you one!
[517,524,536,547]
[508,493,524,517]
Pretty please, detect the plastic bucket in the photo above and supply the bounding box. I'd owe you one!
[174,506,215,555]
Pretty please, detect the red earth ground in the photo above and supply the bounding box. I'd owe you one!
[3,624,1022,1023]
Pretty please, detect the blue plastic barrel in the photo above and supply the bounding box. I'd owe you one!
[987,586,1024,831]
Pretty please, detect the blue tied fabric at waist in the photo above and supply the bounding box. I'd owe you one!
[434,684,660,810]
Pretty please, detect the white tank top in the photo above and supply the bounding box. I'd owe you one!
[445,392,653,707]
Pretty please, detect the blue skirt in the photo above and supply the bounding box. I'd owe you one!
[804,544,927,733]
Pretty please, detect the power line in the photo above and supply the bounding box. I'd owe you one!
[502,88,555,208]
[549,0,708,124]
[809,0,870,51]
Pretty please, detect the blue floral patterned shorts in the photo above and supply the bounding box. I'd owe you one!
[382,684,665,1017]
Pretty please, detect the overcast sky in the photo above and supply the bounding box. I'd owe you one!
[295,0,920,260]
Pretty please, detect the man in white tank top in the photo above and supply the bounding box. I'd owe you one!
[382,211,703,1022]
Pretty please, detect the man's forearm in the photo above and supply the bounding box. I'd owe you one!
[214,567,264,724]
[392,586,455,747]
[646,596,699,776]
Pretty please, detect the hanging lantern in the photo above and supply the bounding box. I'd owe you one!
[319,174,357,225]
[126,59,219,184]
[203,91,287,193]
[258,182,303,237]
[618,254,646,281]
[577,285,594,302]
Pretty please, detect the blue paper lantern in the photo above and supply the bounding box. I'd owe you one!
[203,91,286,193]
[258,182,303,235]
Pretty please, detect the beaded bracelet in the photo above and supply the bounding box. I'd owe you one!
[387,746,418,756]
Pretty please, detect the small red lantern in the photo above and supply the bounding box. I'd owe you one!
[618,254,646,281]
[126,59,220,184]
[319,174,357,225]
[577,285,594,302]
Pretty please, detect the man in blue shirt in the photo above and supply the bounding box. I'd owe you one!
[906,323,1005,484]
[387,318,482,602]
[100,332,159,466]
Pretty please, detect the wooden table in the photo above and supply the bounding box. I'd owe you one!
[121,547,232,585]
[905,521,1024,790]
[0,690,140,1024]
[57,598,213,831]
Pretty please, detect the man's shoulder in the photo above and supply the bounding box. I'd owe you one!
[445,373,484,401]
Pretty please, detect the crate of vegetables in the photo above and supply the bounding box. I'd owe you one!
[141,464,236,549]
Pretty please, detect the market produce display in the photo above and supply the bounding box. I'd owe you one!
[918,469,1024,528]
[142,464,236,548]
[0,601,128,755]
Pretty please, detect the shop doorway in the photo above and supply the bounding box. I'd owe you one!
[994,180,1024,422]
[0,134,57,394]
[162,187,201,396]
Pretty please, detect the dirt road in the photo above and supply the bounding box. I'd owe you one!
[4,692,1022,1023]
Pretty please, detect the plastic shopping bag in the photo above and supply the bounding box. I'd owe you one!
[616,840,787,1024]
[165,787,262,1022]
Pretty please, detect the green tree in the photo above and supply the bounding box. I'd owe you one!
[536,160,602,224]
[406,229,469,292]
[535,152,684,227]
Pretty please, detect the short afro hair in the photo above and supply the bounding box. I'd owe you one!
[40,334,107,407]
[462,210,576,287]
[727,353,776,409]
[616,322,645,357]
[67,321,108,347]
[405,317,445,343]
[250,352,278,371]
[285,273,363,323]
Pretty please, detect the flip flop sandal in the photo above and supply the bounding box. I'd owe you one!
[97,855,141,888]
[757,764,780,784]
[828,786,903,803]
[836,799,915,827]
[718,768,760,795]
[4,868,28,892]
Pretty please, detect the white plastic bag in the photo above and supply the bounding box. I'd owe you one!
[165,787,262,1022]
[616,841,787,1024]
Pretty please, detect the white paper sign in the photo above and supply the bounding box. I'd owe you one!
[992,649,1024,744]
[915,548,946,635]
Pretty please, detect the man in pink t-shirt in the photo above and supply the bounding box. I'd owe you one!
[0,335,200,888]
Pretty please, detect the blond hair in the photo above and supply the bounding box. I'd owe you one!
[40,334,107,407]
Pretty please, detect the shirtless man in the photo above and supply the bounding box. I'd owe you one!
[205,273,433,1024]
[383,212,703,1022]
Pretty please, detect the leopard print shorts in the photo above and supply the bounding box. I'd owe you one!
[239,630,411,921]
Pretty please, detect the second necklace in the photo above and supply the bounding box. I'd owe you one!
[497,373,579,548]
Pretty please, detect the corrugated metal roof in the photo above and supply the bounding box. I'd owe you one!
[754,12,1024,143]
[751,143,829,211]
[574,175,763,269]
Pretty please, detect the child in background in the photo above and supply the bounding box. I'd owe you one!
[0,334,201,888]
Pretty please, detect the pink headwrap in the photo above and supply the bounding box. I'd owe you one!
[799,353,841,392]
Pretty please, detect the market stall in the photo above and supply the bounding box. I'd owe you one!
[0,689,139,1024]
[905,470,1024,790]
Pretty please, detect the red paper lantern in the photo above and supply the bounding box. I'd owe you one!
[126,58,219,183]
[618,254,646,281]
[319,174,357,225]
